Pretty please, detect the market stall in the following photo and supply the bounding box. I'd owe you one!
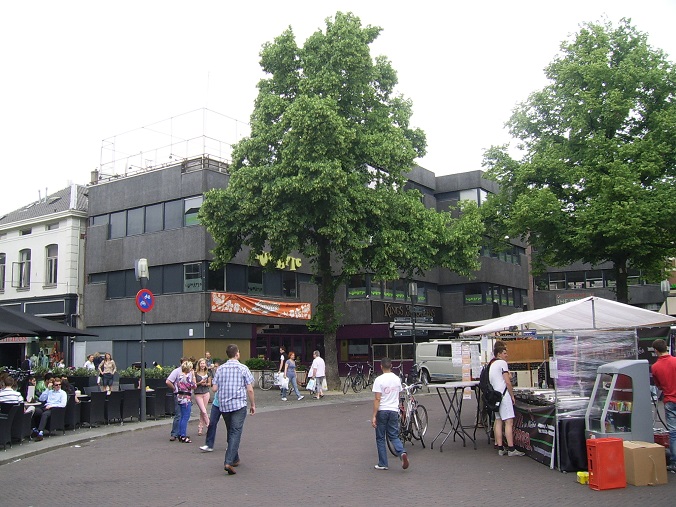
[457,297,676,471]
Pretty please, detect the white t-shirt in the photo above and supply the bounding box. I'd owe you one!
[372,371,402,412]
[489,358,508,393]
[311,356,326,377]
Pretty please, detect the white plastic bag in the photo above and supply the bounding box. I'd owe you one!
[273,372,283,386]
[306,378,316,392]
[322,378,328,390]
[281,376,289,389]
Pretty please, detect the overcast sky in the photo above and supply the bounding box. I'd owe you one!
[2,1,675,216]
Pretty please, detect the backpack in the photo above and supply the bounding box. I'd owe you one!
[479,358,507,412]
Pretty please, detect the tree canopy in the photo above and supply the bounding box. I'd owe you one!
[482,18,676,303]
[198,12,484,386]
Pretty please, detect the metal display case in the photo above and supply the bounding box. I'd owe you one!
[585,359,652,442]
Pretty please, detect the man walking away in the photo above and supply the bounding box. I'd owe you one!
[165,357,186,442]
[310,350,326,399]
[651,339,676,473]
[212,344,256,475]
[489,341,524,457]
[372,357,409,470]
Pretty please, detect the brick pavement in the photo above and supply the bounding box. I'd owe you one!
[1,386,674,507]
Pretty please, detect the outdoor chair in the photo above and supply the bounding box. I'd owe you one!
[64,394,81,430]
[84,386,102,395]
[145,387,166,420]
[45,406,66,436]
[80,391,106,428]
[121,389,140,422]
[0,404,20,450]
[12,404,33,444]
[104,390,123,424]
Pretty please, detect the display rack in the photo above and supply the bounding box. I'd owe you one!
[585,359,653,443]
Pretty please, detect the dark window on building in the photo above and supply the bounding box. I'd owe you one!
[226,264,246,293]
[91,214,109,227]
[465,284,483,305]
[282,272,297,297]
[370,279,383,299]
[163,264,184,294]
[107,271,126,299]
[164,200,183,230]
[125,270,138,297]
[145,203,163,233]
[184,196,203,226]
[347,274,367,298]
[207,264,225,291]
[248,266,264,295]
[184,262,203,292]
[264,270,282,296]
[89,273,107,284]
[109,211,126,239]
[126,207,145,236]
[147,266,163,294]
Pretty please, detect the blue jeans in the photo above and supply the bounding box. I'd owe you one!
[375,410,404,467]
[205,402,221,448]
[178,402,191,437]
[221,406,247,466]
[665,401,676,466]
[282,376,301,398]
[171,394,180,437]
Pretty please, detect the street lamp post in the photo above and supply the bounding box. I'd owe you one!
[409,282,418,351]
[135,259,150,422]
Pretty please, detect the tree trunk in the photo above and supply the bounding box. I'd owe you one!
[317,240,341,390]
[613,260,629,304]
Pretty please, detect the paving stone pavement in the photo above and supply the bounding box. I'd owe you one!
[1,385,674,507]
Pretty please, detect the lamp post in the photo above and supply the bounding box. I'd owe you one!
[135,258,150,422]
[409,282,418,350]
[661,279,671,316]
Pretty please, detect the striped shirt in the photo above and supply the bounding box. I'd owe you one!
[213,359,254,413]
[0,388,24,404]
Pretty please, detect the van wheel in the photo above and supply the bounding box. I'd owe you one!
[420,369,431,385]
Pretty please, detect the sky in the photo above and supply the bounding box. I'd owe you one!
[2,1,675,216]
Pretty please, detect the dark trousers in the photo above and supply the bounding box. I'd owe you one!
[32,405,51,431]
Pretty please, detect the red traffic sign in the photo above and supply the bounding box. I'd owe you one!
[136,289,155,312]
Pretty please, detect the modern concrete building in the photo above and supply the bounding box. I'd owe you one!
[0,185,88,367]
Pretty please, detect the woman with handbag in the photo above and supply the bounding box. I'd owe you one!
[175,361,197,443]
[98,352,117,395]
[282,351,304,401]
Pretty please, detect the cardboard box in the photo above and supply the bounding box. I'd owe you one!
[623,441,668,486]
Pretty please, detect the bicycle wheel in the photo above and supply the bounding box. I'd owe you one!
[352,374,364,393]
[342,375,351,394]
[412,405,428,440]
[258,371,274,390]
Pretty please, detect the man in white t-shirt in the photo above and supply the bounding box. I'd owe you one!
[371,357,409,470]
[310,350,326,399]
[488,341,524,457]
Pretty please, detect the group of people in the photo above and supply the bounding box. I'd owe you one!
[83,352,117,394]
[277,347,326,401]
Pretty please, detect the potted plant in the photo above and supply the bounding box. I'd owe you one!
[244,358,276,383]
[68,367,100,389]
[118,366,140,386]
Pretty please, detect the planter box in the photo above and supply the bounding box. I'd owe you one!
[68,375,99,390]
[118,377,137,385]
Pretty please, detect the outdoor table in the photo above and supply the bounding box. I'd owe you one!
[430,381,481,451]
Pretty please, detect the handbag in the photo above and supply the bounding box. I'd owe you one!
[306,378,316,392]
[281,376,289,389]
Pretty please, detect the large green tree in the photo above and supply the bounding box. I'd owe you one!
[482,19,676,303]
[199,12,484,387]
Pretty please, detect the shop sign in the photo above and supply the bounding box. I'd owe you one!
[211,292,311,320]
[256,252,302,271]
[0,336,33,344]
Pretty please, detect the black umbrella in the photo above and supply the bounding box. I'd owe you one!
[0,322,37,337]
[0,306,97,337]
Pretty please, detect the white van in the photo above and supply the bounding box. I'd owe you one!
[416,339,481,383]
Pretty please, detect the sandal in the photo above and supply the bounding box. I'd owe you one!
[180,436,192,443]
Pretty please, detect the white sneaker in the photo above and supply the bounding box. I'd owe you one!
[508,449,525,457]
[199,445,213,452]
[374,465,388,470]
[297,395,304,401]
[498,449,507,456]
[281,397,287,401]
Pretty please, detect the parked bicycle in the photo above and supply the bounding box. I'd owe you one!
[258,370,276,390]
[386,382,428,455]
[407,361,430,392]
[356,362,375,390]
[342,363,361,394]
[390,361,405,384]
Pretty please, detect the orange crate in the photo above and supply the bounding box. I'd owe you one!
[587,438,626,491]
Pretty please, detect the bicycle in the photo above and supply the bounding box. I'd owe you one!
[258,370,276,390]
[342,363,361,394]
[357,362,375,390]
[391,361,405,384]
[407,361,430,393]
[386,382,429,455]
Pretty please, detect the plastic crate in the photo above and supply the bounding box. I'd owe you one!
[587,438,626,490]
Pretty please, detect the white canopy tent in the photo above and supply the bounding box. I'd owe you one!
[458,296,676,336]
